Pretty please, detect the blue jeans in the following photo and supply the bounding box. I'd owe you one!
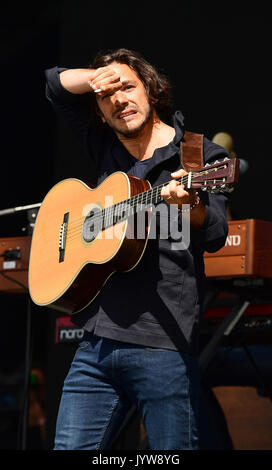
[54,332,200,450]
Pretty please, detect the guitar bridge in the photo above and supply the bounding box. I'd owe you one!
[59,212,69,263]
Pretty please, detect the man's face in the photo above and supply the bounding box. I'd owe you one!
[96,62,153,138]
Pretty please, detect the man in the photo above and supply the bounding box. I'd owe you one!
[45,48,230,450]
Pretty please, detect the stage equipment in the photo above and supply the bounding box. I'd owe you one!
[0,202,40,450]
[200,219,272,372]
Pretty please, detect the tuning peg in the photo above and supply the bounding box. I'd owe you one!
[204,163,210,168]
[221,186,233,193]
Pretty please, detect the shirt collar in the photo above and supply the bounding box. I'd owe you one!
[110,110,185,175]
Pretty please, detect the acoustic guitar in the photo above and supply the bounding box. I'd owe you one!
[28,158,239,314]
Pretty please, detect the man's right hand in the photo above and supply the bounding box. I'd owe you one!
[59,66,123,96]
[88,66,123,97]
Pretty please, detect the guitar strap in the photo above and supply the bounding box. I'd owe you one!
[180,131,204,172]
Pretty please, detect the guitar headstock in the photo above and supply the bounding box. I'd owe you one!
[191,157,240,193]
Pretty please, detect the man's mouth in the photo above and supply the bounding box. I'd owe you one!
[116,110,137,120]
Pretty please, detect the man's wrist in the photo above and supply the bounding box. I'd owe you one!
[178,192,200,213]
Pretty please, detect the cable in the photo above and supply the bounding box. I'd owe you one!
[0,270,28,291]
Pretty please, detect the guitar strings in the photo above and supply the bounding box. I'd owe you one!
[35,164,228,253]
[31,163,229,256]
[66,170,204,233]
[32,175,191,252]
[65,173,192,239]
[66,174,190,226]
[65,167,227,243]
[66,170,227,242]
[74,169,225,228]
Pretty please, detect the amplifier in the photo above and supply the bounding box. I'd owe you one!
[204,219,272,279]
[0,236,31,293]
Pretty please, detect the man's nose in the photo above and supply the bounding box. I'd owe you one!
[112,90,128,107]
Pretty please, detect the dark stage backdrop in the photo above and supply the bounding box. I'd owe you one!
[1,2,271,235]
[0,0,271,450]
[55,1,271,222]
[1,3,61,238]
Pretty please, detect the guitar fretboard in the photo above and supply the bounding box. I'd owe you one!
[101,175,188,229]
[97,161,229,229]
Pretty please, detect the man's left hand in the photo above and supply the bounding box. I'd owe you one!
[160,169,198,209]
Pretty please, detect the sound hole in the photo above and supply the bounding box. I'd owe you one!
[82,208,102,242]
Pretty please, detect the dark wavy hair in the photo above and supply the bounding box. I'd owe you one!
[88,48,173,122]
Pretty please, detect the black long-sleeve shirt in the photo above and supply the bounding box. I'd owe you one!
[45,67,230,354]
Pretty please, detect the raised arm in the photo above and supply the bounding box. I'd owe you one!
[59,66,123,96]
[45,65,123,143]
[59,68,94,94]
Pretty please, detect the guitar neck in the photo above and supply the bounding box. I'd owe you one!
[102,173,192,229]
[100,157,237,229]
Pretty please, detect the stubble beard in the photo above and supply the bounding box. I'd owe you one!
[106,105,153,139]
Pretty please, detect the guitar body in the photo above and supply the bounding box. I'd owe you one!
[28,172,151,314]
[29,158,238,315]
